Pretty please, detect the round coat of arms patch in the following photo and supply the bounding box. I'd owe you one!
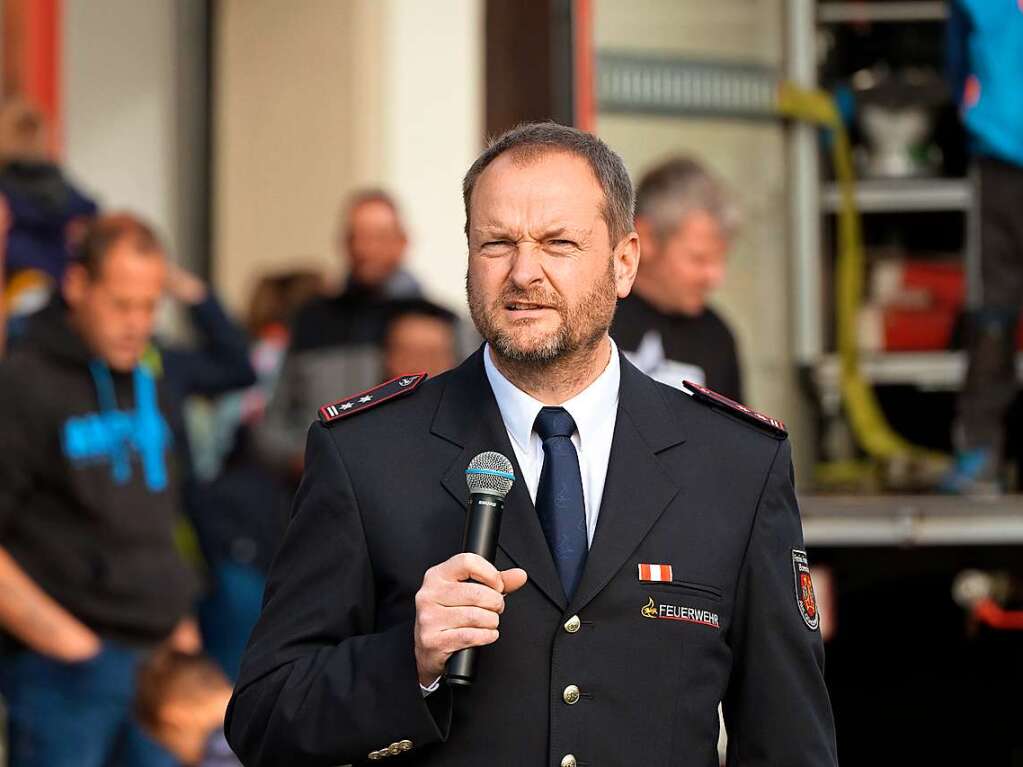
[792,549,819,631]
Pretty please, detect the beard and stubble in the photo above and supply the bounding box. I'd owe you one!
[467,256,618,377]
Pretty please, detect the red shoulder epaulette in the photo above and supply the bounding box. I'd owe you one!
[682,380,787,439]
[318,372,427,425]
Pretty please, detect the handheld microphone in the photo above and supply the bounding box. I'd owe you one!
[446,451,515,687]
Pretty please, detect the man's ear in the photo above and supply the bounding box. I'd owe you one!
[62,263,89,309]
[613,231,640,299]
[633,216,659,265]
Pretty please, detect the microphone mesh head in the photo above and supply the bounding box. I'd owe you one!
[465,452,515,497]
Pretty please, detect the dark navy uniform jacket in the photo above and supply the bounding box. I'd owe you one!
[226,348,838,766]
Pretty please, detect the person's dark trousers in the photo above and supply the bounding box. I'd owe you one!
[0,642,179,767]
[957,156,1023,463]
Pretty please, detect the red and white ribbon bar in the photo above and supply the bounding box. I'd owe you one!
[638,563,674,582]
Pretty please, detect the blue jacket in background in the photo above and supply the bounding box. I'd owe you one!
[0,161,98,281]
[948,0,1023,168]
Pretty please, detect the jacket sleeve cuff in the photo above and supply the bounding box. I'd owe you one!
[361,620,453,752]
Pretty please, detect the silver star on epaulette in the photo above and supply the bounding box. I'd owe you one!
[359,395,373,403]
[340,402,354,410]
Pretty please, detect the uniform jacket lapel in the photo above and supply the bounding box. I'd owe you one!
[567,354,685,615]
[431,348,567,612]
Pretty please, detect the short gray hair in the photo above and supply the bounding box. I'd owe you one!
[462,121,635,246]
[635,157,739,242]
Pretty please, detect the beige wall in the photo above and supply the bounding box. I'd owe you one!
[213,0,357,312]
[594,0,813,475]
[213,0,483,316]
[379,1,484,312]
[64,0,205,270]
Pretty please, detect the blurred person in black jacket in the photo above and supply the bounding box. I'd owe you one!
[0,213,199,767]
[611,157,743,401]
[255,189,421,480]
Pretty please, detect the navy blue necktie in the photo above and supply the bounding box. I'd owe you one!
[534,406,588,600]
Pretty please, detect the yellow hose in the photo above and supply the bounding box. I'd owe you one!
[776,83,947,467]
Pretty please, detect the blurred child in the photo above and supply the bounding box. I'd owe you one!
[135,651,241,767]
[382,297,459,379]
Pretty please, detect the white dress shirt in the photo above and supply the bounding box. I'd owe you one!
[483,339,621,546]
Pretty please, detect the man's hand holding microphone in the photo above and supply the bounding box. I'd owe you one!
[414,553,527,687]
[414,451,525,687]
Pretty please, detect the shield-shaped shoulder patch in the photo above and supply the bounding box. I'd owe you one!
[792,549,819,631]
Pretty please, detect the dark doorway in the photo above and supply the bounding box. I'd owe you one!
[484,0,575,138]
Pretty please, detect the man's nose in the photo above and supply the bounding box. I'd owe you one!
[508,244,545,289]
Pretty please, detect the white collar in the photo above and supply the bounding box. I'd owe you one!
[483,338,621,453]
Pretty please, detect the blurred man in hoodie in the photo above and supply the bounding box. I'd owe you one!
[0,213,198,767]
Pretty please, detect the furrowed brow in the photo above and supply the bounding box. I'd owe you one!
[474,224,515,239]
[541,226,587,240]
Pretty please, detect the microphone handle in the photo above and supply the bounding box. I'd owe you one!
[446,492,505,687]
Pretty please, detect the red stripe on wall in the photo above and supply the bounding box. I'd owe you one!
[17,0,62,156]
[573,0,594,132]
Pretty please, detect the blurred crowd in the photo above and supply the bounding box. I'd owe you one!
[0,98,741,767]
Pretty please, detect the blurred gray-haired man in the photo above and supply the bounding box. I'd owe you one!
[612,156,743,401]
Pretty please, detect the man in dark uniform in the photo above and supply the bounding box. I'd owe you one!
[226,123,837,766]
